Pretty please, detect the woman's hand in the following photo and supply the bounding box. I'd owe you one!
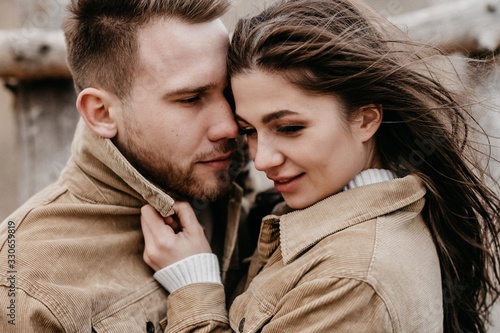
[140,202,212,271]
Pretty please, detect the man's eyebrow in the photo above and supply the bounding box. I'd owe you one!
[163,82,217,99]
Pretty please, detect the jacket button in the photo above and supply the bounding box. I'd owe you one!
[146,321,155,333]
[238,317,245,332]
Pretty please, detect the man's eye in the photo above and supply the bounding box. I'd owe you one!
[179,96,201,105]
[277,125,304,134]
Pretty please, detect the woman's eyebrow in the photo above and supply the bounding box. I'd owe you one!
[261,110,299,124]
[236,110,299,125]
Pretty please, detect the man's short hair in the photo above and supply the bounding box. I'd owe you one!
[63,0,230,98]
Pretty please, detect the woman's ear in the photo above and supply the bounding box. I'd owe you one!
[76,88,119,139]
[352,104,383,142]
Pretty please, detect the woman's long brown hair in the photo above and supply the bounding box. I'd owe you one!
[228,0,500,331]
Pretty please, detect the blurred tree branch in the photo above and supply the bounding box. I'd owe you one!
[0,0,500,79]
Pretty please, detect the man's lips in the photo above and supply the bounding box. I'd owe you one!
[199,151,233,163]
[197,151,234,171]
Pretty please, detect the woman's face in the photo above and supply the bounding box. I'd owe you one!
[232,70,380,209]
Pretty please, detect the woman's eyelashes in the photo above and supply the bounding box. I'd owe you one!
[238,124,305,137]
[238,126,256,136]
[276,125,304,134]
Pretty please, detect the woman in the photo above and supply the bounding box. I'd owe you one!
[140,0,500,331]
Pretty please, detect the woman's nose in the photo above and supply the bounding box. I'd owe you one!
[252,138,285,172]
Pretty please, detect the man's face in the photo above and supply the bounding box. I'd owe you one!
[113,18,239,201]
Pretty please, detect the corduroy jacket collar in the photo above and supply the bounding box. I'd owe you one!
[61,119,175,217]
[260,175,427,264]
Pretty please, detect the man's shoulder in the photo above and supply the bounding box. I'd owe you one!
[0,179,167,331]
[1,181,67,233]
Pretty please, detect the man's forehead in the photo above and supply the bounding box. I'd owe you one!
[136,19,228,69]
[137,17,228,50]
[129,17,229,98]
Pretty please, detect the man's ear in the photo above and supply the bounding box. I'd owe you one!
[352,104,383,143]
[76,88,119,139]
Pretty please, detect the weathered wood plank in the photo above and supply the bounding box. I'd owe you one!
[12,0,78,202]
[0,29,68,79]
[12,79,77,200]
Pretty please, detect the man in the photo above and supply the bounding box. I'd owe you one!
[0,0,267,331]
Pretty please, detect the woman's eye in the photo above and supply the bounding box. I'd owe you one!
[238,127,257,137]
[277,125,304,134]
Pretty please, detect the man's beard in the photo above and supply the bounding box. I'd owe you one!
[120,139,241,201]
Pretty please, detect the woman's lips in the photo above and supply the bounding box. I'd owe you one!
[270,173,304,193]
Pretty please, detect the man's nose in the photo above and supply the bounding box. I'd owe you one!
[207,99,239,141]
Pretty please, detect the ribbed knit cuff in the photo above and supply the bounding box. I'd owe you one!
[153,253,222,293]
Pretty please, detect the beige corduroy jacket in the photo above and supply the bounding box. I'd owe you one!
[163,175,444,333]
[0,119,249,333]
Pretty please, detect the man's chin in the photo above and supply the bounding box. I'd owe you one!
[150,167,234,202]
[192,172,233,201]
